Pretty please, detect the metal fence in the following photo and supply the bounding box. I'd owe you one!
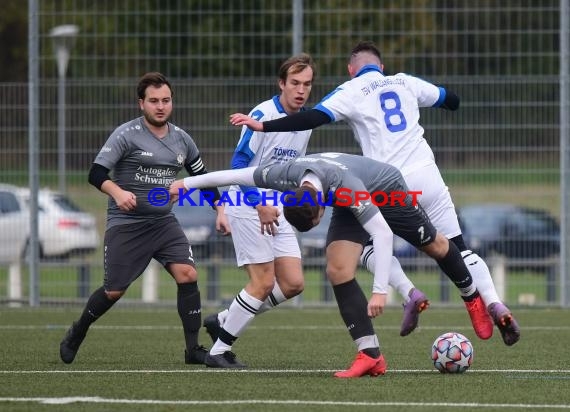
[0,0,567,307]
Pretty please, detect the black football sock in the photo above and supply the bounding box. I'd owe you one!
[435,241,475,294]
[362,347,381,359]
[218,329,239,347]
[461,290,481,302]
[76,286,117,334]
[332,278,376,343]
[177,282,201,350]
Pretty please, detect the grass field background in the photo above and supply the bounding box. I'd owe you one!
[1,306,569,411]
[1,170,566,410]
[0,264,558,307]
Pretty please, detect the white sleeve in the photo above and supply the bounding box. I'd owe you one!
[183,167,256,189]
[360,212,394,294]
[405,74,441,107]
[314,84,354,122]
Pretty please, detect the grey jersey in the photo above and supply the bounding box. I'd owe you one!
[253,152,407,226]
[94,117,201,228]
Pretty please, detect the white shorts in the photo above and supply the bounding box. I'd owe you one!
[227,214,301,267]
[403,163,462,239]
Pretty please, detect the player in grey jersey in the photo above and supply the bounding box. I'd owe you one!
[169,152,489,377]
[59,72,230,365]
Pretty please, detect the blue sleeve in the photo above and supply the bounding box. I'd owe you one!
[231,132,261,204]
[434,87,460,111]
[432,87,447,107]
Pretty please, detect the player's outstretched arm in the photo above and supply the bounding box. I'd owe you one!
[171,167,258,196]
[229,113,264,131]
[230,109,331,133]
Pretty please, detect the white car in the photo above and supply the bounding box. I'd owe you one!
[0,184,99,263]
[0,184,29,263]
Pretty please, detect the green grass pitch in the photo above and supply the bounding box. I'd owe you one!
[1,307,569,411]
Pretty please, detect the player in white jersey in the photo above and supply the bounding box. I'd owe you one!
[200,54,316,368]
[229,41,520,346]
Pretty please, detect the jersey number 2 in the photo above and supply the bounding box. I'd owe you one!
[379,91,407,132]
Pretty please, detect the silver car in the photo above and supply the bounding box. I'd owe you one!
[0,184,99,262]
[0,184,29,263]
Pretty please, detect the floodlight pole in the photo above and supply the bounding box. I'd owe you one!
[49,24,78,194]
[292,0,303,55]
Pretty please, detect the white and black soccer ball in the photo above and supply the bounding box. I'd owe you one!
[431,332,474,373]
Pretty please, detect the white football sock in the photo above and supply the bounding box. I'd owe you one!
[354,334,380,351]
[361,243,415,302]
[217,309,229,326]
[257,282,287,314]
[458,283,478,298]
[210,289,263,355]
[461,250,501,306]
[388,256,415,303]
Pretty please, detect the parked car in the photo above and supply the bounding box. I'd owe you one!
[297,207,417,258]
[458,203,560,259]
[0,184,100,262]
[298,202,561,262]
[0,184,29,263]
[172,190,234,260]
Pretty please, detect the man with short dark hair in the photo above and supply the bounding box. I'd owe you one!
[229,40,520,347]
[169,152,489,377]
[59,72,230,365]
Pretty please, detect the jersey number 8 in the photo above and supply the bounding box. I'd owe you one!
[379,91,407,133]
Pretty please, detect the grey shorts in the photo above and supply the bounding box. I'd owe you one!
[103,215,195,291]
[326,201,437,249]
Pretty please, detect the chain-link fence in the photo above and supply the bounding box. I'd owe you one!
[0,0,566,307]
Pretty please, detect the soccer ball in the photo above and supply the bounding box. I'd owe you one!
[431,332,474,373]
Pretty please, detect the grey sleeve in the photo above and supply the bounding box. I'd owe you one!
[335,174,379,225]
[253,163,292,192]
[183,132,201,163]
[93,129,128,170]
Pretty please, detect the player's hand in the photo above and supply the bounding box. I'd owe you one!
[116,190,137,212]
[215,206,231,236]
[256,205,280,236]
[229,113,264,132]
[367,293,387,318]
[169,179,186,202]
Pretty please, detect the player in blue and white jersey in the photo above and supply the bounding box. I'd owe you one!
[229,41,520,346]
[200,54,315,368]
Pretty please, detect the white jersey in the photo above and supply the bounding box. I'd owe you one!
[226,95,312,218]
[314,66,445,175]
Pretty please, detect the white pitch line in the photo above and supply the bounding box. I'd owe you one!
[1,369,569,374]
[0,397,570,409]
[2,325,570,331]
